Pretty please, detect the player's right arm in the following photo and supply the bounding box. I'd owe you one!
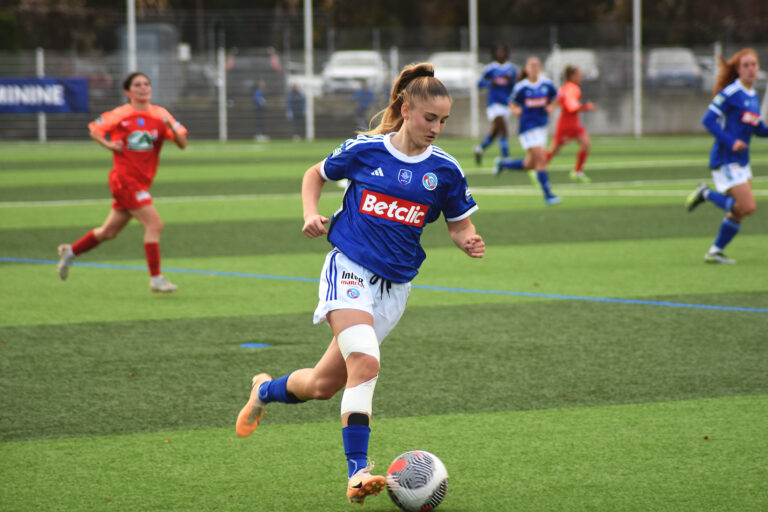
[702,92,741,151]
[88,108,124,153]
[301,162,329,238]
[89,130,123,153]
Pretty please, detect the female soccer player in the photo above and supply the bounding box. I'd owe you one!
[685,48,767,264]
[546,65,596,184]
[56,72,188,292]
[473,43,517,165]
[236,62,485,505]
[495,56,561,205]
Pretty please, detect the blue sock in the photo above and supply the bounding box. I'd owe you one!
[342,425,370,478]
[506,158,524,169]
[499,137,509,158]
[257,374,303,404]
[713,216,741,250]
[536,170,555,199]
[480,134,493,149]
[704,189,735,212]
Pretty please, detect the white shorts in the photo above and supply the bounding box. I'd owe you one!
[486,103,510,122]
[518,126,548,150]
[711,163,752,193]
[313,249,411,343]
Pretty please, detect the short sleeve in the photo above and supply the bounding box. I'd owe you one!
[88,108,121,136]
[443,171,478,222]
[320,138,356,181]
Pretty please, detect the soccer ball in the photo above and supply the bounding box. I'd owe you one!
[386,450,449,512]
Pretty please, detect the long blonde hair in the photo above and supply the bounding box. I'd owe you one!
[713,48,759,96]
[363,62,450,135]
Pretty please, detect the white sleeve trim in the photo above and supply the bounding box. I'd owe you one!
[319,158,330,181]
[708,104,723,117]
[445,204,479,223]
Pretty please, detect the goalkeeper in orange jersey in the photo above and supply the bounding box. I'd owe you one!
[546,65,596,183]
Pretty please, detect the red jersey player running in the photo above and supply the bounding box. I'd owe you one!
[546,65,596,184]
[56,72,188,293]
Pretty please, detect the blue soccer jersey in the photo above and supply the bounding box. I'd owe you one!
[510,78,557,134]
[320,133,478,283]
[703,79,768,168]
[478,61,517,106]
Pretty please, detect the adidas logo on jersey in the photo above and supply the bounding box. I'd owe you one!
[370,167,384,176]
[360,189,429,227]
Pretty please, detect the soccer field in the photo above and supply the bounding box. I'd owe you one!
[1,136,767,511]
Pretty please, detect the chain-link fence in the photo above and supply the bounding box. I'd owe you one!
[2,11,768,141]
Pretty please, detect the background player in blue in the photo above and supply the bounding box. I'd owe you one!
[235,62,485,505]
[686,48,767,264]
[473,43,517,165]
[495,56,561,205]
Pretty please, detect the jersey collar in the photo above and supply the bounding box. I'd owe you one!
[384,132,433,163]
[736,79,756,96]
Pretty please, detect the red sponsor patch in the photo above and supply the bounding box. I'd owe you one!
[524,97,548,108]
[359,189,429,227]
[741,110,760,126]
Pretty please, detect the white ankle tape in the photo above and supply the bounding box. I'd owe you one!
[341,376,378,415]
[336,324,379,361]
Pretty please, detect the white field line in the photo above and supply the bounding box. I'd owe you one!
[1,174,767,208]
[466,157,768,174]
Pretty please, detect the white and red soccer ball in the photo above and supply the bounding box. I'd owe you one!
[386,450,449,512]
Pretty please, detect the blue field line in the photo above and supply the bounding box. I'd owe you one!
[3,256,767,313]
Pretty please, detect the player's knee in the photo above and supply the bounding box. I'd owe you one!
[734,200,756,217]
[337,324,379,362]
[310,376,345,400]
[350,353,380,382]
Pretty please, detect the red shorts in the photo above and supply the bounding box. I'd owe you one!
[109,170,153,210]
[554,124,586,144]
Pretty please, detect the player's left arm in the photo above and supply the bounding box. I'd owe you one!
[162,113,187,149]
[446,217,485,258]
[754,118,768,137]
[545,82,559,114]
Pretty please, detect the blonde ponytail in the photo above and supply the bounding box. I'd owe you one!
[363,62,450,135]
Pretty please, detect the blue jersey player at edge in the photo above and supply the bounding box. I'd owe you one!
[235,62,485,505]
[686,48,767,264]
[495,56,561,205]
[473,43,517,166]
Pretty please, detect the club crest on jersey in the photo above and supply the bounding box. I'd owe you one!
[398,169,412,185]
[346,287,361,299]
[422,172,438,191]
[360,189,429,227]
[137,117,145,127]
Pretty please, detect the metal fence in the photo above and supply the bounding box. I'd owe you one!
[2,16,768,141]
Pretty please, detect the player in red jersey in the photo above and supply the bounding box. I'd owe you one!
[56,72,188,293]
[546,65,596,183]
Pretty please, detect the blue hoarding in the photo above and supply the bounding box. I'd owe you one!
[0,77,89,114]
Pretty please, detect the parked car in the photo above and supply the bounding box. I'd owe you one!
[646,47,702,90]
[321,50,389,95]
[544,48,599,84]
[428,51,481,96]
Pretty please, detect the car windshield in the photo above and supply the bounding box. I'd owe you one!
[650,52,696,68]
[432,55,470,67]
[332,55,379,67]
